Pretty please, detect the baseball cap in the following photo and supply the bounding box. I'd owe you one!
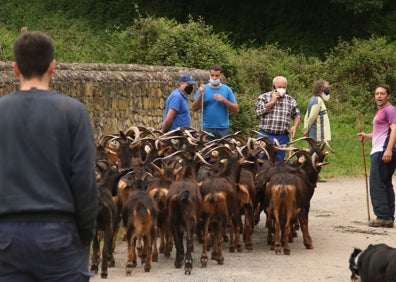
[178,74,196,85]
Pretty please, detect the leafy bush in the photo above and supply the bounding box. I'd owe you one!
[122,16,235,72]
[324,36,396,116]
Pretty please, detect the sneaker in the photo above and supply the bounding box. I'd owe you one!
[368,217,394,228]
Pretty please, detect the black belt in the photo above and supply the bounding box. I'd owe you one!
[260,129,289,136]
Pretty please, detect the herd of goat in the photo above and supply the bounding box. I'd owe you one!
[92,126,333,278]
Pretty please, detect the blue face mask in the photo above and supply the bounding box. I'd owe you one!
[210,78,221,86]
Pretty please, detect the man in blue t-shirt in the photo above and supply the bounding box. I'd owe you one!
[161,74,196,133]
[191,64,239,140]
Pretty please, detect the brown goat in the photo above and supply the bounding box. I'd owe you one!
[266,171,301,255]
[166,151,203,275]
[122,189,157,275]
[146,157,181,257]
[200,176,236,266]
[90,161,132,279]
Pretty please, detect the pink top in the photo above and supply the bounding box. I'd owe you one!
[371,104,396,155]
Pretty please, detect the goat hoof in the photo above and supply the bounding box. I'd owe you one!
[174,260,183,268]
[284,248,291,255]
[90,264,98,273]
[185,267,192,275]
[304,242,314,249]
[236,244,243,253]
[152,253,158,262]
[200,255,208,267]
[100,272,108,279]
[126,263,134,276]
[217,257,224,265]
[144,265,151,272]
[229,246,235,253]
[211,252,218,261]
[245,242,253,250]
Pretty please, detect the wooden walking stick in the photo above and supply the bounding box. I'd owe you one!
[357,112,371,222]
[201,89,204,131]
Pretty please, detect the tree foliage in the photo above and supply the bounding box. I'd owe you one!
[330,0,383,13]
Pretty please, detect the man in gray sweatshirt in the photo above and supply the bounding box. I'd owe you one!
[0,31,98,281]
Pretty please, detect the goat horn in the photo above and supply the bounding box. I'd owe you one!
[124,126,141,140]
[150,161,164,175]
[194,152,212,166]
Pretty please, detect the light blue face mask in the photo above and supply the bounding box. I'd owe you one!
[209,78,221,86]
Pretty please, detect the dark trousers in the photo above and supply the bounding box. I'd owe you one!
[369,151,396,220]
[0,221,92,282]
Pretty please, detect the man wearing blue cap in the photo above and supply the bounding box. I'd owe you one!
[161,74,196,133]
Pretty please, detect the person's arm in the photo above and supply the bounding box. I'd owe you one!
[302,102,320,135]
[357,132,373,141]
[255,92,279,116]
[290,115,301,138]
[161,109,177,133]
[70,106,98,246]
[382,123,396,163]
[191,84,205,112]
[213,94,239,113]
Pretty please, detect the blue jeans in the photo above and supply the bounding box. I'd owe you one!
[0,221,92,282]
[369,151,396,220]
[258,130,290,162]
[203,127,230,141]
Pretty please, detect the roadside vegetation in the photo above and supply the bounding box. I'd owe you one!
[1,2,396,178]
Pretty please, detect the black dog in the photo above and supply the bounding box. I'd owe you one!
[349,243,396,282]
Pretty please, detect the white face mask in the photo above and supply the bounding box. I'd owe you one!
[210,78,221,86]
[276,88,286,97]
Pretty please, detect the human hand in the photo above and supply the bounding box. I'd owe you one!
[199,84,205,94]
[301,129,308,137]
[357,132,365,141]
[290,127,296,138]
[271,90,281,102]
[382,149,393,163]
[213,94,225,103]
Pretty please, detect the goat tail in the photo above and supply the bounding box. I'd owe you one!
[279,185,287,199]
[136,202,148,218]
[209,192,217,203]
[178,190,191,204]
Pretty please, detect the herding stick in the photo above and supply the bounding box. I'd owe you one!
[357,112,371,222]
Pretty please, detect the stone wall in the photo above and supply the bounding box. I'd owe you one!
[0,62,208,139]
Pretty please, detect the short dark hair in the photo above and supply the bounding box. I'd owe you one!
[209,64,222,73]
[374,84,391,95]
[13,31,54,79]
